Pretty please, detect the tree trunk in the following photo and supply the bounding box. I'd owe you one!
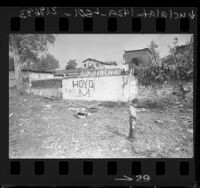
[12,39,23,92]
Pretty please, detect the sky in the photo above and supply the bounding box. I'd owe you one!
[47,34,193,70]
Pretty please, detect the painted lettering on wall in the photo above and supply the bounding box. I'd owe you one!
[81,69,121,77]
[72,79,95,97]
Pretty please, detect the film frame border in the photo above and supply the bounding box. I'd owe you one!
[0,6,199,187]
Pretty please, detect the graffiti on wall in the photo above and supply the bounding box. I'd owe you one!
[63,68,122,78]
[62,74,137,101]
[81,68,121,77]
[72,79,95,97]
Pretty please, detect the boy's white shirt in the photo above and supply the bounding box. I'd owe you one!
[129,105,137,119]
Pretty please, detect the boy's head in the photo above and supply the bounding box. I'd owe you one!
[131,98,139,107]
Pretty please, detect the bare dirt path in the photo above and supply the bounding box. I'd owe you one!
[9,89,193,158]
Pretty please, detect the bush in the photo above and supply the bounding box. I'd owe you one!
[134,65,166,86]
[134,43,193,86]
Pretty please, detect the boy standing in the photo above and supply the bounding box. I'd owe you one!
[128,98,138,139]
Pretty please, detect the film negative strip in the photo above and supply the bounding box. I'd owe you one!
[0,5,199,187]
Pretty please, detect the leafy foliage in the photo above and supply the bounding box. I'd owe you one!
[148,40,160,63]
[36,53,59,71]
[66,59,77,70]
[9,34,56,91]
[9,34,55,65]
[134,65,165,86]
[134,37,193,86]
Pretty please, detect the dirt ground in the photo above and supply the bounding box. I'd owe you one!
[9,88,193,158]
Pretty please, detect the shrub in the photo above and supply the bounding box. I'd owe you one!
[134,40,193,86]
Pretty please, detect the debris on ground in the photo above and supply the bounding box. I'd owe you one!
[73,106,92,119]
[154,120,165,124]
[43,104,51,108]
[83,123,88,127]
[180,116,191,120]
[98,106,104,110]
[98,101,120,108]
[43,96,58,102]
[179,109,185,112]
[183,120,193,125]
[170,119,177,123]
[177,104,184,108]
[9,113,14,119]
[69,106,98,118]
[68,107,79,111]
[74,112,88,119]
[87,107,98,113]
[180,116,193,125]
[180,108,192,113]
[151,109,163,113]
[187,129,193,134]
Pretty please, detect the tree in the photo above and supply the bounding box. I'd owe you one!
[167,36,193,80]
[66,59,77,70]
[37,53,59,71]
[135,36,193,86]
[9,34,55,92]
[148,40,160,64]
[9,56,14,70]
[169,37,179,63]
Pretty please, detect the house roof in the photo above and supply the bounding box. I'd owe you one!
[82,58,117,66]
[124,48,152,54]
[9,68,54,74]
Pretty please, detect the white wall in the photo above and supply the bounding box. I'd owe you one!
[9,70,29,79]
[29,72,54,80]
[9,70,54,88]
[9,70,54,80]
[62,74,137,102]
[103,65,117,69]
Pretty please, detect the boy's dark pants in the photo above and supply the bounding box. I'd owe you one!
[129,116,136,139]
